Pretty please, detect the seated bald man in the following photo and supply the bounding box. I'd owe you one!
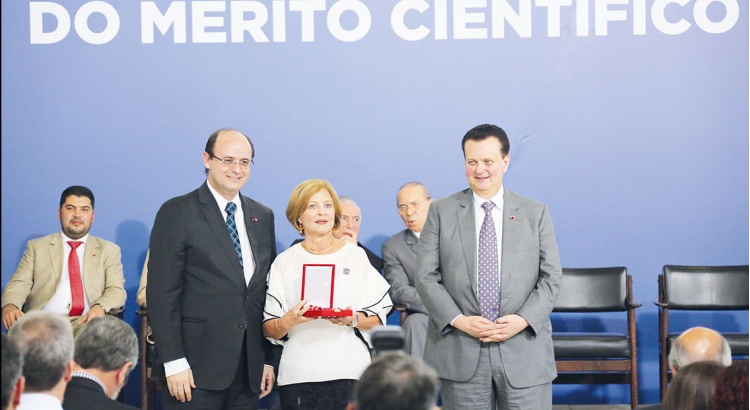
[639,326,731,409]
[669,326,732,375]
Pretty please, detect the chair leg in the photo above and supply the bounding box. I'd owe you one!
[630,364,639,408]
[140,315,149,410]
[659,308,669,401]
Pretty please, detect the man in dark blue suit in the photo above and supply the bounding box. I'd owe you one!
[63,315,138,410]
[148,128,278,409]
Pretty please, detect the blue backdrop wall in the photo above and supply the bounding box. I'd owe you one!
[2,0,748,406]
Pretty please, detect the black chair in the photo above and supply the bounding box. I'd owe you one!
[655,265,749,401]
[552,267,640,409]
[136,307,160,410]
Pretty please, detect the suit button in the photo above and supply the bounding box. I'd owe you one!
[238,321,248,329]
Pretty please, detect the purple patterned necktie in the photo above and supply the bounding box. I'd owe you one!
[478,201,500,321]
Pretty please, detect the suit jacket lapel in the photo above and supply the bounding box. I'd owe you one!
[49,234,63,288]
[240,196,265,287]
[82,236,100,299]
[457,189,478,298]
[198,183,246,285]
[404,229,417,253]
[501,189,522,291]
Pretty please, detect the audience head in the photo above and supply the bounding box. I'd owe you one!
[348,351,439,410]
[710,361,749,410]
[664,361,724,410]
[1,334,25,410]
[202,128,254,200]
[73,315,139,399]
[669,327,731,374]
[286,179,341,236]
[7,311,74,393]
[333,196,361,242]
[396,182,432,234]
[58,185,95,240]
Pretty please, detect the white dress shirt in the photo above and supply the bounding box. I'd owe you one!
[472,186,504,286]
[43,232,91,315]
[18,392,64,410]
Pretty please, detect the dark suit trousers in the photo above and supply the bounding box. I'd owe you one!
[162,335,260,410]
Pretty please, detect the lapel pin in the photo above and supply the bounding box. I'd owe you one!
[252,217,258,222]
[510,215,516,220]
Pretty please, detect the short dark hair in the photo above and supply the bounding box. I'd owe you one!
[461,123,510,157]
[354,351,439,410]
[204,128,255,174]
[1,334,23,410]
[59,185,95,209]
[7,311,74,393]
[74,316,138,372]
[664,361,724,410]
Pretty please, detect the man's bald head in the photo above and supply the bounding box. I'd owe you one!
[668,327,732,374]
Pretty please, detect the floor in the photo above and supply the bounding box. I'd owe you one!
[552,406,631,410]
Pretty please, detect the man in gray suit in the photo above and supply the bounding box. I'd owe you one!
[416,123,562,410]
[382,182,432,358]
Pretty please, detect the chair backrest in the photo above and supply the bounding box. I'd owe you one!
[662,265,749,310]
[554,267,628,312]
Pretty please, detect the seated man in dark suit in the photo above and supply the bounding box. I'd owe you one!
[292,196,383,271]
[63,315,139,410]
[382,182,432,358]
[346,351,440,410]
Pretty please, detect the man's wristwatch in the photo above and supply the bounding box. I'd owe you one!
[348,312,359,328]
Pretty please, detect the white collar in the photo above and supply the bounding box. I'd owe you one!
[206,179,241,213]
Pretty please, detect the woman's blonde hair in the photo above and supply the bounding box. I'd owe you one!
[286,179,341,235]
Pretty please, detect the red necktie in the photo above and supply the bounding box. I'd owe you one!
[67,241,84,316]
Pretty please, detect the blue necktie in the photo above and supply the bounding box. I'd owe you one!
[225,202,243,267]
[478,201,500,321]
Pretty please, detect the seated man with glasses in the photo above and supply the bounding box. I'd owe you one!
[382,182,432,358]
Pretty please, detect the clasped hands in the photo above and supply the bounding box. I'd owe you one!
[454,314,529,342]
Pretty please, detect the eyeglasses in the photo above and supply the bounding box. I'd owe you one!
[211,155,253,168]
[398,200,428,214]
